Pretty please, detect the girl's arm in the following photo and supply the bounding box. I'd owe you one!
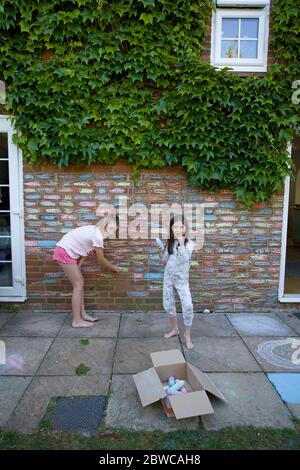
[95,247,119,272]
[78,256,87,269]
[155,237,169,264]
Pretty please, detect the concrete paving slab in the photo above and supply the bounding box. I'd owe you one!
[243,336,300,372]
[119,312,170,338]
[227,314,295,337]
[0,376,32,427]
[0,312,15,330]
[183,337,261,372]
[189,314,238,337]
[5,375,109,434]
[37,338,116,376]
[0,337,53,375]
[58,313,120,338]
[275,312,300,336]
[201,373,294,430]
[0,312,67,337]
[105,374,199,431]
[114,337,181,374]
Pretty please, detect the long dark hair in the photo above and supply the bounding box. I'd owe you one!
[167,215,188,255]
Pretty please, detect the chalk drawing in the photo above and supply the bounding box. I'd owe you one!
[229,315,291,336]
[257,338,300,370]
[267,373,300,404]
[4,353,25,371]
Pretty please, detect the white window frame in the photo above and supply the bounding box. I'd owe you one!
[211,6,270,72]
[216,1,269,6]
[0,115,26,302]
[279,144,300,302]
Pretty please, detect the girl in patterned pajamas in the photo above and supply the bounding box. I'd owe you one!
[160,215,195,350]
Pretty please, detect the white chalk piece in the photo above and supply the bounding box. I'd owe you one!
[155,238,165,250]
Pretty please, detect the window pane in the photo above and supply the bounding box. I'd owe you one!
[0,133,8,159]
[241,18,259,39]
[221,40,238,58]
[0,213,10,236]
[0,187,10,210]
[240,40,258,58]
[0,238,11,261]
[0,160,9,184]
[221,18,239,38]
[0,262,13,287]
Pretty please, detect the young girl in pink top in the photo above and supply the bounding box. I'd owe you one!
[52,215,119,328]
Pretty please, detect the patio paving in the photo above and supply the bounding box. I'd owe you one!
[227,314,296,337]
[0,312,16,329]
[0,337,53,376]
[275,311,300,336]
[37,338,116,376]
[114,337,181,374]
[0,312,67,337]
[201,373,295,430]
[242,336,300,372]
[5,375,109,434]
[0,310,298,434]
[183,336,261,372]
[105,375,199,432]
[58,313,121,338]
[0,377,32,427]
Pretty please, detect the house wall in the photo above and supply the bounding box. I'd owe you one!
[14,160,300,313]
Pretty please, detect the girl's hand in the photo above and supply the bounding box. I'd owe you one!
[110,264,119,273]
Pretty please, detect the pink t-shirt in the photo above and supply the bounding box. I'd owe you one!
[56,225,104,259]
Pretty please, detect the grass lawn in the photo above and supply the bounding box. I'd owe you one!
[0,422,300,450]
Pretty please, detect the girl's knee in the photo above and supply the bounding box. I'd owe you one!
[73,277,84,290]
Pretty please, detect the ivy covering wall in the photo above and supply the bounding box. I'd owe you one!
[0,0,299,205]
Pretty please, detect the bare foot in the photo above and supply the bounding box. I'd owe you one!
[72,319,95,328]
[81,313,99,322]
[184,333,194,350]
[164,329,179,339]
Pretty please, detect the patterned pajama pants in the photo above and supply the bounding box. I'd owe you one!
[163,279,194,327]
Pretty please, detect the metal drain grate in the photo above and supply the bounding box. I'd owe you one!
[48,395,107,435]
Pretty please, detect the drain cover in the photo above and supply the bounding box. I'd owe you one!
[294,313,300,321]
[47,395,107,435]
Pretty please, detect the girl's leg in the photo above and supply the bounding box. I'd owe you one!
[163,281,179,339]
[78,265,99,322]
[176,283,194,349]
[80,295,99,322]
[58,263,94,328]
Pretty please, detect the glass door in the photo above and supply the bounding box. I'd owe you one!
[0,116,25,299]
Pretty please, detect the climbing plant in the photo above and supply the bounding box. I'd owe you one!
[0,0,299,206]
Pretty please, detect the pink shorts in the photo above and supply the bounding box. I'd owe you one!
[52,246,78,265]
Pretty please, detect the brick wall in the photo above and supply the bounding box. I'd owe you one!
[10,160,298,314]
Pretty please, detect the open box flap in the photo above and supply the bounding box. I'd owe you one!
[150,349,185,368]
[188,363,227,402]
[133,367,166,407]
[169,390,214,419]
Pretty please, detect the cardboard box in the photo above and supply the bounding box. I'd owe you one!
[133,349,226,419]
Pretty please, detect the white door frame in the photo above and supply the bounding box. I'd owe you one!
[278,143,300,302]
[0,114,26,302]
